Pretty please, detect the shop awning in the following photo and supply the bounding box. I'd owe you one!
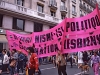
[0,35,8,43]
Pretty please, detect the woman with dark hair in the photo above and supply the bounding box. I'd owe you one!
[91,51,100,75]
[26,47,39,75]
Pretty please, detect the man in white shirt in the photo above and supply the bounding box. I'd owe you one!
[2,50,9,72]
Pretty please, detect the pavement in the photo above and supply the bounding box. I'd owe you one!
[39,64,100,75]
[1,63,100,75]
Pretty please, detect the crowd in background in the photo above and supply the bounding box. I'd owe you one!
[0,48,99,75]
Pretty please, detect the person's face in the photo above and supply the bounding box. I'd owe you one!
[2,52,5,55]
[27,49,30,53]
[94,52,97,56]
[58,51,61,55]
[18,51,21,54]
[12,51,14,53]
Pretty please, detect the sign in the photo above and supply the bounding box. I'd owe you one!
[66,9,100,34]
[33,19,66,57]
[63,6,100,53]
[6,31,33,55]
[6,6,100,57]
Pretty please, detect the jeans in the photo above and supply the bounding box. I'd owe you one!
[39,58,42,64]
[58,65,67,75]
[8,66,15,75]
[38,68,41,74]
[17,61,23,73]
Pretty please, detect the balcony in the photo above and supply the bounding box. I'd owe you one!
[87,8,92,13]
[49,0,57,10]
[79,3,86,11]
[72,0,76,3]
[61,0,66,2]
[80,14,84,17]
[72,11,77,16]
[38,12,45,17]
[60,6,67,14]
[0,1,62,23]
[83,0,97,8]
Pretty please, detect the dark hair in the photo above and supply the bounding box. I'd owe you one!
[3,49,6,51]
[94,51,98,54]
[11,58,16,62]
[33,43,35,47]
[27,47,34,53]
[12,49,17,52]
[2,50,6,53]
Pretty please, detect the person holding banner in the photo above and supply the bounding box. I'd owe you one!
[32,43,41,75]
[91,51,100,75]
[26,47,39,75]
[56,50,67,75]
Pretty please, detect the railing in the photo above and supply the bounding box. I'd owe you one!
[79,3,86,11]
[72,0,76,3]
[80,14,84,17]
[49,0,57,7]
[60,6,67,12]
[61,0,66,2]
[83,0,97,8]
[0,1,62,23]
[87,8,92,13]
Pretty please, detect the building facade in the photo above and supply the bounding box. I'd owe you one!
[0,0,98,51]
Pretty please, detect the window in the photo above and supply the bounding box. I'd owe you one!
[84,12,86,15]
[17,0,24,6]
[61,1,65,6]
[87,5,88,8]
[34,22,43,32]
[50,11,56,17]
[83,3,85,6]
[61,14,66,19]
[79,0,81,3]
[0,43,3,53]
[49,26,54,29]
[72,5,76,12]
[90,7,92,10]
[80,10,82,14]
[13,18,25,30]
[0,14,3,27]
[37,4,44,13]
[72,0,76,2]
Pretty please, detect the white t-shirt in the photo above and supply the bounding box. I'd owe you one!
[3,54,9,64]
[78,52,83,64]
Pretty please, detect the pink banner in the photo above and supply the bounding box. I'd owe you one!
[66,7,100,35]
[6,30,33,55]
[6,7,100,57]
[63,29,100,53]
[33,19,66,57]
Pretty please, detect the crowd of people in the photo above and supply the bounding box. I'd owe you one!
[60,50,100,75]
[0,47,100,75]
[0,47,41,75]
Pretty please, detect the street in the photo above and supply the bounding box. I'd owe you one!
[39,64,100,75]
[1,63,100,75]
